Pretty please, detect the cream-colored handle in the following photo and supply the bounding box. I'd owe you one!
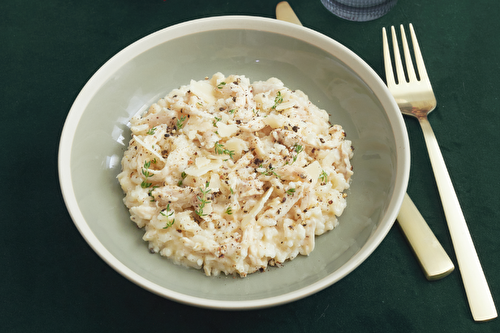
[276,0,455,284]
[276,1,302,25]
[419,117,497,321]
[397,193,454,280]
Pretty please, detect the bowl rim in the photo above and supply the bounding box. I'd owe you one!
[58,15,410,310]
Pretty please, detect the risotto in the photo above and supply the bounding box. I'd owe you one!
[117,73,353,277]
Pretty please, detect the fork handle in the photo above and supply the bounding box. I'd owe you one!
[397,193,454,280]
[419,116,497,321]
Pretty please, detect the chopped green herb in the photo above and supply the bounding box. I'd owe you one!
[259,164,280,178]
[177,171,187,186]
[161,204,175,229]
[272,91,284,109]
[176,116,187,129]
[140,180,151,188]
[229,109,236,114]
[252,108,258,116]
[213,116,221,127]
[195,182,211,217]
[292,143,304,164]
[319,170,328,184]
[217,82,226,89]
[214,141,235,160]
[146,127,156,135]
[230,187,234,195]
[286,188,296,195]
[163,220,175,229]
[225,207,233,215]
[148,185,159,201]
[140,160,154,188]
[294,143,304,154]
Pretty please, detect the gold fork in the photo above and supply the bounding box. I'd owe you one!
[383,24,497,321]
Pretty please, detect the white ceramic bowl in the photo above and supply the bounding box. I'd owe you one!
[58,16,409,309]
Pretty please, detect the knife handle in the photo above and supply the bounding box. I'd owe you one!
[276,1,302,25]
[397,193,455,280]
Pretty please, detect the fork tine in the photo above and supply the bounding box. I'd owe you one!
[382,27,396,87]
[391,26,406,84]
[400,25,417,82]
[409,23,429,81]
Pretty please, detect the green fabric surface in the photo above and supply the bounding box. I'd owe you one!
[2,0,499,332]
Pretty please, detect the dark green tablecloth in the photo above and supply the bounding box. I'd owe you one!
[2,0,499,332]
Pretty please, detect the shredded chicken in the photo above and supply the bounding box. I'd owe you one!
[117,73,353,277]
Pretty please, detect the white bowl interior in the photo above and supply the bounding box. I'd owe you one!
[59,16,409,309]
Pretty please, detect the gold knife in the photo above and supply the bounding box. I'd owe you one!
[276,1,454,281]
